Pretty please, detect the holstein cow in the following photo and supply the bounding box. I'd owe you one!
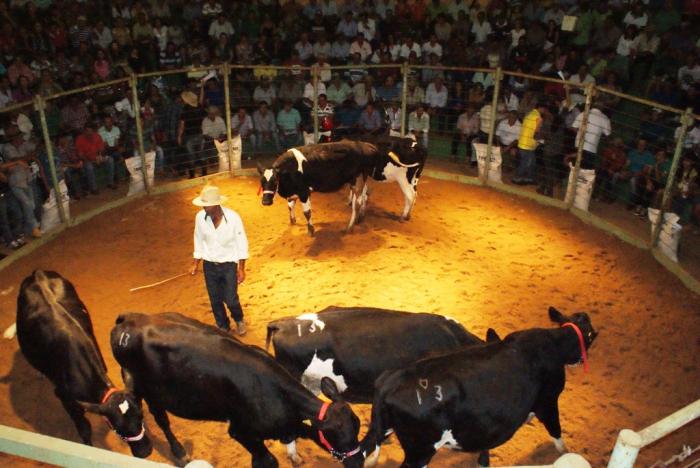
[14,270,152,457]
[111,312,362,467]
[265,306,482,403]
[360,135,427,221]
[360,306,598,467]
[258,141,378,236]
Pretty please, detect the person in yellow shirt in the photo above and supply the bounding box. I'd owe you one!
[514,103,548,185]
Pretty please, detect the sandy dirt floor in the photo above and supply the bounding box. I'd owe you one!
[0,175,699,468]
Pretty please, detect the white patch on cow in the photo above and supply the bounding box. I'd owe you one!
[433,429,461,450]
[263,168,273,182]
[300,351,347,395]
[384,429,394,436]
[286,441,303,465]
[526,411,535,424]
[290,148,307,173]
[553,437,567,453]
[364,445,381,467]
[118,400,130,415]
[442,315,460,324]
[296,313,325,331]
[301,199,312,213]
[381,161,407,183]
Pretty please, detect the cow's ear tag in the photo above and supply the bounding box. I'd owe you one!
[119,400,130,414]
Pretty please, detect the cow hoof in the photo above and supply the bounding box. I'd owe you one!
[174,456,191,468]
[552,437,568,454]
[307,225,315,236]
[290,218,296,225]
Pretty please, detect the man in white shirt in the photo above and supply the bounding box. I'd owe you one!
[399,37,422,60]
[409,104,430,148]
[572,105,611,169]
[190,185,249,335]
[208,13,234,40]
[201,106,226,141]
[569,65,596,105]
[678,54,700,92]
[495,110,522,165]
[349,34,372,62]
[421,35,443,61]
[424,77,448,130]
[471,11,492,44]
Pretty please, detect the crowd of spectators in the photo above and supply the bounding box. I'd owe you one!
[1,0,700,253]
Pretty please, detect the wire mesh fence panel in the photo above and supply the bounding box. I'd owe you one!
[583,88,683,249]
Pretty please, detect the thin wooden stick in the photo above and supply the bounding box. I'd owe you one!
[129,273,189,292]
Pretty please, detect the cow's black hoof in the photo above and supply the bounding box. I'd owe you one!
[171,444,187,463]
[307,225,315,236]
[290,218,296,225]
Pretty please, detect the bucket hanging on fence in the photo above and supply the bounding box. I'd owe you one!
[214,135,242,172]
[40,180,70,232]
[565,163,596,212]
[648,208,682,263]
[125,151,156,196]
[474,143,502,183]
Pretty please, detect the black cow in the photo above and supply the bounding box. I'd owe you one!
[359,306,598,467]
[266,306,482,403]
[14,270,152,457]
[111,312,362,467]
[258,141,378,235]
[360,135,428,221]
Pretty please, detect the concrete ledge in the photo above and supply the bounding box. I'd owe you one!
[0,424,172,468]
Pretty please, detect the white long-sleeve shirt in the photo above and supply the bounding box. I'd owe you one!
[424,83,448,108]
[193,207,249,263]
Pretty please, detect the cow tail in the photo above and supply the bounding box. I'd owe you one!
[265,323,279,352]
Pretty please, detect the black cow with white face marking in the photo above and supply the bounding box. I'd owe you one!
[258,141,378,235]
[15,270,152,457]
[359,135,427,221]
[359,306,598,468]
[266,306,483,403]
[112,312,362,467]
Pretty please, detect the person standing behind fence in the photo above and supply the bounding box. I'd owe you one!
[177,90,204,179]
[572,102,611,170]
[190,184,249,336]
[409,104,430,148]
[201,105,226,174]
[514,102,548,185]
[75,124,115,194]
[2,128,41,239]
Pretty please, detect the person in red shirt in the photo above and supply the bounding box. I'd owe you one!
[75,124,115,194]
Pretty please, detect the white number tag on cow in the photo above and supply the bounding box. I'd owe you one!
[119,332,130,347]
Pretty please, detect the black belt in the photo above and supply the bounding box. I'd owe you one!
[203,260,237,265]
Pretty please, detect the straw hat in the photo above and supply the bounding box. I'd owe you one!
[192,185,228,207]
[181,91,198,108]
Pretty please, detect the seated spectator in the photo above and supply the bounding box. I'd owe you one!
[349,33,372,62]
[314,54,332,83]
[472,68,494,91]
[623,3,649,29]
[278,75,304,106]
[406,79,425,107]
[587,50,608,80]
[357,102,383,134]
[330,35,351,64]
[2,127,41,239]
[327,74,352,106]
[352,76,376,108]
[7,56,35,87]
[357,12,376,42]
[314,94,335,120]
[212,33,234,62]
[98,114,123,168]
[678,54,700,94]
[471,10,492,45]
[336,11,358,40]
[208,13,234,41]
[75,123,115,193]
[671,153,698,219]
[202,0,223,18]
[452,104,480,164]
[501,87,519,112]
[625,137,656,216]
[376,76,399,103]
[61,96,90,135]
[569,65,596,105]
[252,101,280,152]
[334,99,362,138]
[295,32,314,64]
[12,76,34,103]
[231,107,255,154]
[385,101,402,134]
[596,137,628,203]
[276,100,302,149]
[421,53,445,84]
[253,77,277,108]
[495,110,522,168]
[313,33,332,60]
[236,34,254,65]
[345,53,367,84]
[55,133,85,200]
[640,109,670,144]
[424,76,448,127]
[408,104,430,148]
[434,14,452,42]
[422,34,443,62]
[399,36,422,61]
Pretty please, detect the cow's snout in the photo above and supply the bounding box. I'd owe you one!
[129,436,153,458]
[262,195,274,206]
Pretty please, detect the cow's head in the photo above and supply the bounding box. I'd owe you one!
[549,306,599,366]
[257,163,277,206]
[314,377,362,467]
[79,390,153,458]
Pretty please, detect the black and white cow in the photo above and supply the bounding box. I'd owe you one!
[111,312,362,467]
[14,270,152,457]
[360,135,428,221]
[258,141,378,235]
[266,306,483,403]
[359,306,598,467]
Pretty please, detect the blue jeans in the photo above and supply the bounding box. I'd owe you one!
[0,193,18,243]
[515,148,535,183]
[203,261,243,329]
[10,186,38,234]
[83,158,115,191]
